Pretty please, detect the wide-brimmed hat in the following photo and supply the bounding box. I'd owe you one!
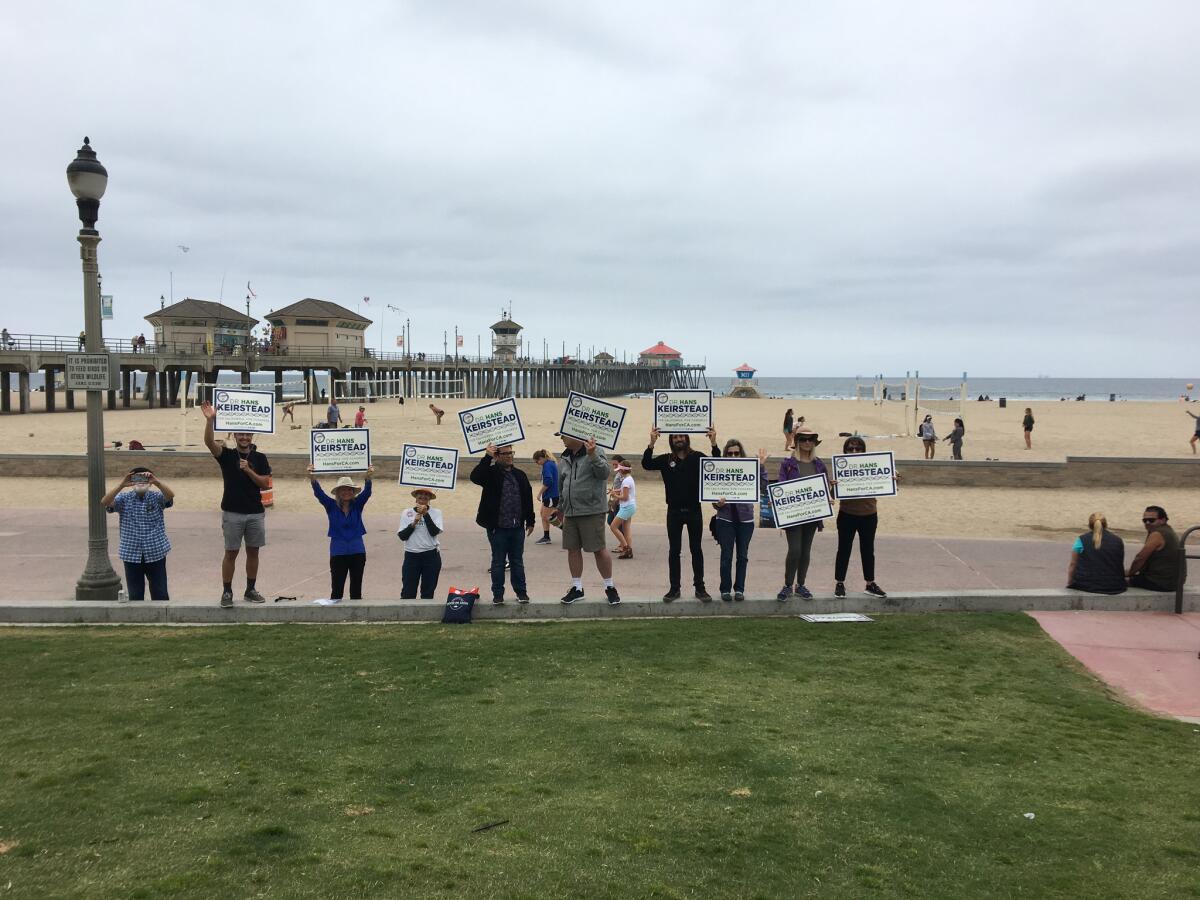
[411,488,437,500]
[333,476,362,493]
[792,428,821,446]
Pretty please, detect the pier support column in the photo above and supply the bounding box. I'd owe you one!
[121,369,132,408]
[146,370,157,408]
[44,366,57,412]
[0,373,10,412]
[19,370,31,413]
[241,370,251,387]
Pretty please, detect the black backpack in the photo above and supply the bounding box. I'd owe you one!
[441,587,478,624]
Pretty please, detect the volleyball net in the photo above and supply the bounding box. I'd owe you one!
[914,381,966,421]
[854,374,967,435]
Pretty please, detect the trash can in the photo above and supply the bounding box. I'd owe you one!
[1109,393,1116,402]
[998,397,1006,408]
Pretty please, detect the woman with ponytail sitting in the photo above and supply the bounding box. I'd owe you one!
[1067,512,1126,594]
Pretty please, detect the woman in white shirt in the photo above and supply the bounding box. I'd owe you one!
[608,463,636,559]
[397,488,444,599]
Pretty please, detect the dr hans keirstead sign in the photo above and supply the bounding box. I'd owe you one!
[654,390,712,434]
[768,474,834,529]
[399,444,460,491]
[832,451,897,500]
[699,457,760,503]
[459,399,524,455]
[558,392,626,450]
[310,428,371,473]
[213,389,274,434]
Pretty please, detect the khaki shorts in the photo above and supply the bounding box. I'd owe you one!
[562,513,607,553]
[222,511,267,551]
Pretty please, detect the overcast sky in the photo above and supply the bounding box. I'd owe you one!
[3,1,1198,377]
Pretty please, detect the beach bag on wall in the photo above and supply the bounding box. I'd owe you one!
[441,587,479,624]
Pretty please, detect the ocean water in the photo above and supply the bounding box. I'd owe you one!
[715,376,1197,402]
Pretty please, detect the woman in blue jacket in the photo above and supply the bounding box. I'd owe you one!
[308,465,374,600]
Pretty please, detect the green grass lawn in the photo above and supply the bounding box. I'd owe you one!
[1,615,1198,899]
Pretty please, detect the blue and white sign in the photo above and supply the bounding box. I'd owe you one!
[213,388,274,434]
[768,474,833,529]
[399,444,460,491]
[558,391,626,450]
[832,451,897,500]
[459,398,524,455]
[699,457,760,503]
[654,389,713,434]
[310,427,370,473]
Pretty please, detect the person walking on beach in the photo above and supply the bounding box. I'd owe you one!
[201,401,271,607]
[642,426,720,602]
[1066,512,1126,594]
[831,436,890,599]
[1023,408,1035,450]
[1127,506,1180,592]
[326,397,341,428]
[354,405,367,428]
[712,439,767,602]
[918,415,937,459]
[782,409,794,450]
[1188,410,1200,453]
[608,461,636,559]
[471,443,535,604]
[102,466,175,601]
[397,489,443,599]
[943,418,965,460]
[307,466,374,601]
[776,428,829,601]
[429,403,444,424]
[532,449,559,545]
[550,434,621,605]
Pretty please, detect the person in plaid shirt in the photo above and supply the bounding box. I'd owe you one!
[102,466,175,601]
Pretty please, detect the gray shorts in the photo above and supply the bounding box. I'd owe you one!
[562,513,607,553]
[222,511,267,551]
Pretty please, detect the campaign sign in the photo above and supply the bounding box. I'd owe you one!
[768,474,833,529]
[459,399,525,455]
[310,428,370,473]
[699,457,760,503]
[832,451,897,500]
[213,389,274,434]
[399,444,460,491]
[558,391,626,450]
[654,389,713,434]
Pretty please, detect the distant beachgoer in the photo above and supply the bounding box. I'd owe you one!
[776,428,828,601]
[397,489,443,599]
[943,418,965,460]
[712,439,767,602]
[782,409,794,449]
[1,328,12,349]
[326,398,341,428]
[281,401,296,422]
[831,435,892,599]
[429,403,444,424]
[308,466,374,601]
[532,449,559,545]
[354,406,367,428]
[102,467,174,601]
[1188,410,1199,454]
[918,415,937,459]
[609,462,636,560]
[1127,506,1180,592]
[1023,408,1035,450]
[1067,512,1126,594]
[78,331,86,351]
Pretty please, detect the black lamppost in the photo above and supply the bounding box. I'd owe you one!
[68,137,121,601]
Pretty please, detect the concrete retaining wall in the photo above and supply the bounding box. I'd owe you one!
[1,451,1196,489]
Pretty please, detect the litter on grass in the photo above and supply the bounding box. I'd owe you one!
[800,613,873,623]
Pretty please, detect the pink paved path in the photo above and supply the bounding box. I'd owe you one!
[1030,611,1200,723]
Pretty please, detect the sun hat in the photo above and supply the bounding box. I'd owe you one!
[411,488,437,500]
[333,476,362,493]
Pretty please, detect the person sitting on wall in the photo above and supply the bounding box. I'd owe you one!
[1127,506,1181,592]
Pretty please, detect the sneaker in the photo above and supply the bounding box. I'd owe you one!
[244,589,266,604]
[720,592,733,603]
[695,588,712,602]
[534,536,552,545]
[776,586,793,602]
[516,593,530,604]
[797,586,813,600]
[605,586,621,605]
[662,589,681,602]
[733,592,745,602]
[560,586,585,604]
[864,583,888,598]
[220,590,234,608]
[834,582,846,598]
[492,596,505,605]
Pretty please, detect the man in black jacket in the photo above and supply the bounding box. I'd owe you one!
[471,443,535,604]
[642,426,720,602]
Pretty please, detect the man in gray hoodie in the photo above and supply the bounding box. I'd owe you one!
[550,433,621,605]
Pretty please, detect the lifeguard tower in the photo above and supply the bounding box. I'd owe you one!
[728,362,763,399]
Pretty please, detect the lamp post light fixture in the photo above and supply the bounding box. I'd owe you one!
[67,137,122,602]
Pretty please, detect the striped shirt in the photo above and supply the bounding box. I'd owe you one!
[106,490,173,563]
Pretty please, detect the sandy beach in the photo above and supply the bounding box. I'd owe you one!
[1,396,1195,542]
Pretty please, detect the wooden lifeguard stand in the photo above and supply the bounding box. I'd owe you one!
[728,363,763,399]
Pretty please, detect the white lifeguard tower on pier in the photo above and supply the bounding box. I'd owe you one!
[490,307,522,361]
[728,362,763,399]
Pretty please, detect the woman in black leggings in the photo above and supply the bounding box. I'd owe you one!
[832,436,887,599]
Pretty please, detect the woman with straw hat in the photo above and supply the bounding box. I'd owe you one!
[308,465,375,601]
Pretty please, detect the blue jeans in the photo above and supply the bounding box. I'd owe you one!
[123,557,169,601]
[715,519,754,594]
[487,527,527,598]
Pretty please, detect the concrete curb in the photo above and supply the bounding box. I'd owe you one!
[3,588,1197,625]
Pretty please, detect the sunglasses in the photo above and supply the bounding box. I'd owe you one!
[1142,517,1160,524]
[796,436,817,443]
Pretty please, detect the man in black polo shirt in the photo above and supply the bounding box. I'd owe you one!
[642,426,720,602]
[201,401,272,607]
